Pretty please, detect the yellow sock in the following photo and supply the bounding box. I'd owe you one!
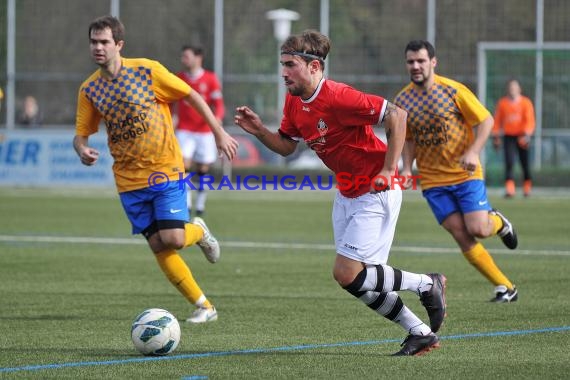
[155,249,212,308]
[184,223,204,248]
[489,214,503,235]
[463,243,513,289]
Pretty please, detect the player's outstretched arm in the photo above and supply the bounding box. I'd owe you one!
[184,90,238,161]
[234,106,297,157]
[401,140,416,189]
[459,115,493,172]
[73,135,99,166]
[382,102,407,167]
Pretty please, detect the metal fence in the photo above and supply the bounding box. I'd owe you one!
[1,0,569,168]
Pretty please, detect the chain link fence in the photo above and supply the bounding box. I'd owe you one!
[1,0,569,171]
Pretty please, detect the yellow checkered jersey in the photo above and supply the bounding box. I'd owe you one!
[76,58,190,192]
[394,75,490,190]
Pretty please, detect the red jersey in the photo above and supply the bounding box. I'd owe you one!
[279,79,387,198]
[176,68,224,133]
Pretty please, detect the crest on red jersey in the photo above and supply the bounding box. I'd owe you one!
[317,118,328,136]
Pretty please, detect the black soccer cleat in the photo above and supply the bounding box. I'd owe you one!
[419,273,447,333]
[490,209,518,249]
[490,285,518,303]
[392,333,440,356]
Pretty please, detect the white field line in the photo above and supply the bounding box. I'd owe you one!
[0,234,569,257]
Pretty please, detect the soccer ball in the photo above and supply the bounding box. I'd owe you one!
[131,308,181,356]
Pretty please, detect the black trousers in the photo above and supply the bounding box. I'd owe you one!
[503,135,531,181]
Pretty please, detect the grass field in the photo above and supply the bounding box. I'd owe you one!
[1,187,569,379]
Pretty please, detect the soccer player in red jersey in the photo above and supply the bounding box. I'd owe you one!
[235,30,446,356]
[173,45,225,217]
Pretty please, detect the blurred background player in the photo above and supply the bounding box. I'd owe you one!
[235,30,446,356]
[74,15,238,323]
[396,40,519,303]
[493,79,536,197]
[173,45,225,218]
[18,95,43,127]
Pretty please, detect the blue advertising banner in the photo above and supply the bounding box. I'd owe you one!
[0,129,115,187]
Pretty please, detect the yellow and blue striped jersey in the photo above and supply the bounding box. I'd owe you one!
[76,58,190,192]
[394,75,490,189]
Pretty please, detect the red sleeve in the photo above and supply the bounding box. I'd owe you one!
[279,94,302,140]
[333,85,385,127]
[208,73,225,120]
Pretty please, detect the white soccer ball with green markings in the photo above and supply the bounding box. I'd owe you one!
[131,308,181,356]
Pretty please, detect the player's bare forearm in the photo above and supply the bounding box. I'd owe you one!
[402,140,416,173]
[185,91,238,160]
[185,91,224,136]
[73,135,88,155]
[73,135,99,166]
[381,102,407,173]
[459,116,493,171]
[260,131,297,157]
[469,116,494,155]
[215,131,239,161]
[234,106,297,156]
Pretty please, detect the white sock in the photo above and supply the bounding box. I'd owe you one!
[196,190,207,212]
[360,291,432,335]
[395,306,432,335]
[360,265,433,294]
[194,294,207,308]
[400,271,432,293]
[186,190,192,211]
[416,274,434,294]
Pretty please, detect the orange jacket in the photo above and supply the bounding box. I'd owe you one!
[493,95,535,137]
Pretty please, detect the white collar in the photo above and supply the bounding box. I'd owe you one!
[301,77,326,103]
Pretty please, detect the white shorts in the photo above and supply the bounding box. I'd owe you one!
[175,130,218,165]
[332,189,402,265]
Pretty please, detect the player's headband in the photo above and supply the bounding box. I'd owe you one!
[281,51,325,62]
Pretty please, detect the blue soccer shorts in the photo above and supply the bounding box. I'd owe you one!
[119,180,189,235]
[422,179,492,224]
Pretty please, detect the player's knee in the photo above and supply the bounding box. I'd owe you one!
[170,237,186,250]
[332,267,356,288]
[196,165,210,176]
[161,235,186,250]
[466,224,488,239]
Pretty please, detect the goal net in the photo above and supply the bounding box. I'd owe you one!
[477,42,570,170]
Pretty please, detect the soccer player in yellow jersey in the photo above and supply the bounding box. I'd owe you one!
[73,16,238,322]
[395,40,519,303]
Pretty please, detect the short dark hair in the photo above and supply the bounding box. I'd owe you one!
[181,45,204,56]
[88,15,125,44]
[405,40,435,59]
[280,29,330,70]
